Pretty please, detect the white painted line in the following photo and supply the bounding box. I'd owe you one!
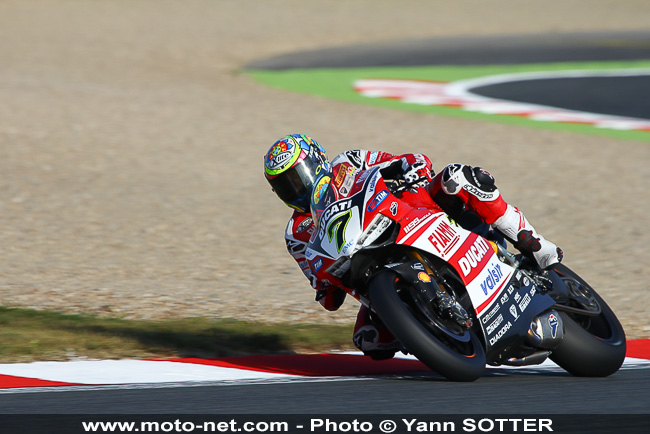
[0,360,293,385]
[0,376,363,395]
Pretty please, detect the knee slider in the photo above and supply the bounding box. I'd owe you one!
[441,164,500,201]
[462,165,500,201]
[471,167,497,191]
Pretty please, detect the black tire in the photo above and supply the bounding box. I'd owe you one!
[368,270,486,382]
[549,264,626,377]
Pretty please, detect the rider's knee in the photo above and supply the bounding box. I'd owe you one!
[440,164,500,201]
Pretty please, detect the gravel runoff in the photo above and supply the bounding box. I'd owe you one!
[0,0,648,340]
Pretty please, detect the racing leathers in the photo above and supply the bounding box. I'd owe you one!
[284,150,562,359]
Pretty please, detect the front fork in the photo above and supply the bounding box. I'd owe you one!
[408,251,473,329]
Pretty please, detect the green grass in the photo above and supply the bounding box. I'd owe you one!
[247,60,650,143]
[0,307,355,363]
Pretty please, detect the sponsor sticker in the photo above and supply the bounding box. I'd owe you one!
[480,263,504,296]
[305,248,316,260]
[463,184,494,200]
[296,217,314,233]
[339,168,356,196]
[312,176,331,205]
[312,258,323,272]
[457,236,491,277]
[367,190,389,212]
[334,164,347,187]
[355,170,371,185]
[428,220,461,255]
[489,321,512,346]
[518,293,531,312]
[486,314,504,335]
[548,313,559,338]
[403,213,432,234]
[418,272,431,283]
[481,303,501,324]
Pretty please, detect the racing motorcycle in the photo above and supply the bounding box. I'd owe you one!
[305,164,626,381]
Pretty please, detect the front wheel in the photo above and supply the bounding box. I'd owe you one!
[368,269,486,382]
[549,264,626,377]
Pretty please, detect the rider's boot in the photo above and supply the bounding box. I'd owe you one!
[492,204,563,269]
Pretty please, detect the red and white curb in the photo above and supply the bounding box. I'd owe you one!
[354,69,650,132]
[0,340,648,391]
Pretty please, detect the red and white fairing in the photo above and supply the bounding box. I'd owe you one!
[403,212,514,318]
[306,165,514,322]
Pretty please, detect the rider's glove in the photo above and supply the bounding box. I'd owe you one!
[400,154,433,192]
[516,230,542,252]
[312,276,347,311]
[516,230,564,270]
[314,286,347,311]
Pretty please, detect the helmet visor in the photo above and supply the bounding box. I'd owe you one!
[268,159,319,210]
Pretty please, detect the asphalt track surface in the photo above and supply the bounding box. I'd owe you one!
[249,31,650,121]
[248,31,650,69]
[4,32,650,417]
[1,368,649,414]
[471,76,650,120]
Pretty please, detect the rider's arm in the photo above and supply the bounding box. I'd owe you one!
[334,150,431,172]
[334,150,434,189]
[285,212,314,279]
[333,150,395,169]
[285,211,347,311]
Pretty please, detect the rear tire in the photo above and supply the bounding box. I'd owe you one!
[549,264,626,377]
[369,270,486,382]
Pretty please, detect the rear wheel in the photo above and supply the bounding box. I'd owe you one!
[549,264,626,377]
[368,269,486,382]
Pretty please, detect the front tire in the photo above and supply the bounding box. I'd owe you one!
[368,270,486,382]
[549,264,626,377]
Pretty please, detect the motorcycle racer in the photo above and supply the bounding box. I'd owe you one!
[264,134,563,360]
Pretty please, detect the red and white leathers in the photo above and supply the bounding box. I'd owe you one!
[427,163,563,270]
[284,152,561,358]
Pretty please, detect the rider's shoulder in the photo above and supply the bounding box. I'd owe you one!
[286,210,315,237]
[331,150,372,169]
